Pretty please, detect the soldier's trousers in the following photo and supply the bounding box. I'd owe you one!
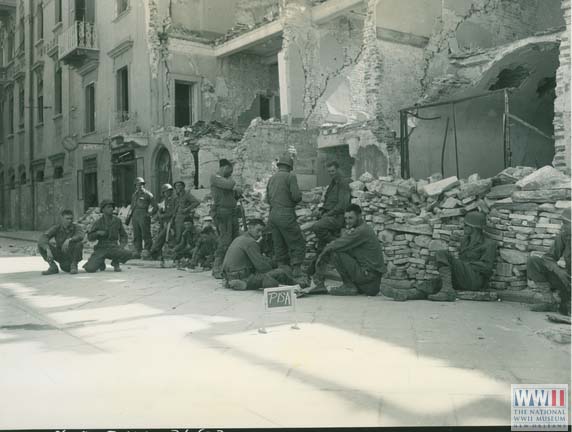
[132,211,152,253]
[190,244,216,267]
[174,245,194,260]
[174,214,188,244]
[214,210,240,261]
[225,267,295,290]
[83,246,133,272]
[527,255,571,306]
[269,208,305,266]
[150,223,175,259]
[330,251,381,296]
[434,250,486,291]
[311,214,344,251]
[38,242,83,272]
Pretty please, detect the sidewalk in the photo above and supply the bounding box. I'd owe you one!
[0,230,41,243]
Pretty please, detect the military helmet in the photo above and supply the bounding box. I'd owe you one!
[161,183,173,193]
[99,199,115,211]
[203,216,213,222]
[561,207,571,223]
[277,153,294,169]
[134,177,145,185]
[464,211,486,229]
[174,180,185,188]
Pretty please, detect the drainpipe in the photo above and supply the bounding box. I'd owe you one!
[28,0,36,230]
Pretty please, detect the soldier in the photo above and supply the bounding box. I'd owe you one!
[308,160,351,275]
[222,219,296,291]
[37,209,84,275]
[174,216,198,267]
[189,217,218,270]
[83,200,133,272]
[173,180,200,243]
[210,159,242,279]
[304,204,384,296]
[266,153,305,279]
[149,183,178,261]
[527,208,571,315]
[126,177,157,259]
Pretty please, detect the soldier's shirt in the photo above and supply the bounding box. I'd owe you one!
[159,195,178,222]
[176,190,200,216]
[266,170,302,209]
[87,215,128,249]
[323,174,351,216]
[543,229,571,275]
[38,223,84,250]
[222,232,272,275]
[131,188,156,212]
[210,174,238,214]
[458,234,497,277]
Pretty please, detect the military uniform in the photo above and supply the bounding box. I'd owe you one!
[38,223,84,272]
[83,214,132,272]
[150,191,178,259]
[311,173,351,251]
[174,224,198,261]
[318,222,385,296]
[190,227,218,269]
[266,160,305,269]
[210,173,240,273]
[222,232,294,290]
[129,187,157,254]
[174,188,200,243]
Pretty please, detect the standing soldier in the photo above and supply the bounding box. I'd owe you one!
[210,159,242,279]
[126,177,157,259]
[37,209,84,275]
[173,180,200,243]
[309,160,351,275]
[150,183,178,262]
[83,200,133,272]
[266,153,305,279]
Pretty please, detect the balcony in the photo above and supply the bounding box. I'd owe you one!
[58,21,99,68]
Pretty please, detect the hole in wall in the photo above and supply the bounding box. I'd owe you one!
[536,76,556,99]
[488,65,530,90]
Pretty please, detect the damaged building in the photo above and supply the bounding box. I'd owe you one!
[0,0,570,230]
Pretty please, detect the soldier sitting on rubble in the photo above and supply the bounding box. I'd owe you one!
[189,216,218,270]
[527,208,571,316]
[173,216,198,269]
[384,212,497,302]
[303,204,384,296]
[38,209,85,275]
[83,200,134,273]
[222,218,297,291]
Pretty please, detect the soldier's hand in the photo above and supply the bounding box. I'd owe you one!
[46,248,54,260]
[96,230,107,237]
[62,239,71,252]
[234,186,243,196]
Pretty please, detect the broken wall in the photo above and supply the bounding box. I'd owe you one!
[235,0,281,27]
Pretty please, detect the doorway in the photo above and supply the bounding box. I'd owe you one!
[112,150,136,207]
[155,147,172,198]
[83,157,98,211]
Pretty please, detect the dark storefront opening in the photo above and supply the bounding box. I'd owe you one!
[83,157,98,211]
[175,81,195,127]
[112,150,137,207]
[154,147,172,198]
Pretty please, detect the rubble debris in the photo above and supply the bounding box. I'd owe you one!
[546,314,572,325]
[515,165,571,190]
[536,327,571,344]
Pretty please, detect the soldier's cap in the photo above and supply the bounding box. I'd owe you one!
[277,153,294,168]
[174,181,185,188]
[134,177,145,185]
[184,216,194,223]
[464,211,486,228]
[561,207,571,223]
[202,216,213,222]
[161,183,173,192]
[99,199,115,211]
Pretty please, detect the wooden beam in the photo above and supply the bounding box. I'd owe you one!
[376,27,429,48]
[215,20,283,57]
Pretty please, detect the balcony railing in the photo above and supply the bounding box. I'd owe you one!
[58,21,98,63]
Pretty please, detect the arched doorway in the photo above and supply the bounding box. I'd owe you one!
[155,147,172,198]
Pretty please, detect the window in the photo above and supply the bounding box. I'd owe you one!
[85,82,95,133]
[8,90,14,134]
[117,0,129,15]
[76,0,95,23]
[37,73,44,123]
[37,4,44,41]
[54,165,63,179]
[7,31,14,60]
[54,62,62,115]
[9,173,15,189]
[36,170,44,182]
[116,66,129,122]
[55,0,62,24]
[174,82,196,127]
[20,171,26,185]
[18,18,24,54]
[18,81,24,129]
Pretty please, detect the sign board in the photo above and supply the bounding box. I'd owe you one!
[263,286,297,313]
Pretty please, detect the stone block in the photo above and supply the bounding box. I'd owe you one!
[457,179,492,199]
[499,248,529,265]
[492,198,539,211]
[441,197,460,209]
[512,189,570,203]
[420,176,459,197]
[487,184,517,199]
[456,291,498,301]
[515,165,571,190]
[350,181,365,191]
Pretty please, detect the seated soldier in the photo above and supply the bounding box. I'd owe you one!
[222,219,296,291]
[305,204,385,296]
[527,208,571,316]
[174,216,198,267]
[83,200,133,273]
[37,209,84,275]
[189,218,218,270]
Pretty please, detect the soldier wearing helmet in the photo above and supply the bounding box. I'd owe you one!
[527,207,571,316]
[149,183,178,262]
[126,177,157,259]
[265,152,307,285]
[83,200,133,273]
[173,180,200,244]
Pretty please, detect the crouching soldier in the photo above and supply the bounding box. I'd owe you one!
[304,204,384,296]
[222,219,296,291]
[174,216,198,267]
[426,212,497,302]
[527,208,571,316]
[38,209,84,275]
[189,217,217,270]
[83,200,133,273]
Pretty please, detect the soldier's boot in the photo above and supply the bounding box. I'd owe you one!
[304,274,328,295]
[42,261,59,276]
[70,262,79,275]
[428,266,456,302]
[291,264,309,288]
[212,257,223,279]
[558,293,571,316]
[328,282,359,296]
[111,261,122,272]
[132,250,142,260]
[228,279,248,291]
[99,261,106,272]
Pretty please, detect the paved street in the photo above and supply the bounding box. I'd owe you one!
[0,246,570,428]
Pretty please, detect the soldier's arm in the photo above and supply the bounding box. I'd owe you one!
[38,225,58,248]
[70,225,85,243]
[324,225,368,254]
[289,174,302,204]
[87,219,103,242]
[471,241,498,275]
[544,232,565,262]
[325,179,350,217]
[211,175,236,190]
[119,220,128,246]
[183,192,200,212]
[244,241,273,273]
[148,192,159,215]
